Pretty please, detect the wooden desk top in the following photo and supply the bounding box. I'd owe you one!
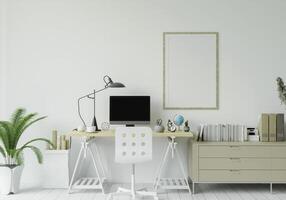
[67,130,194,138]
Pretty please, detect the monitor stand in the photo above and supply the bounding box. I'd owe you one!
[126,124,135,127]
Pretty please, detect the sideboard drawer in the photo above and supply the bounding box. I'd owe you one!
[199,158,272,170]
[199,170,271,182]
[269,147,286,158]
[199,145,272,158]
[271,170,286,181]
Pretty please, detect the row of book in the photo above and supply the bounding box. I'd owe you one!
[46,130,70,150]
[197,124,248,142]
[258,113,284,142]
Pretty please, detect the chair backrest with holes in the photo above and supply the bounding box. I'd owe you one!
[115,127,152,164]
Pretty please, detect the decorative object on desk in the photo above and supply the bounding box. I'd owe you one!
[77,75,125,131]
[77,125,86,132]
[0,108,54,195]
[154,119,165,132]
[167,119,176,132]
[183,120,190,132]
[101,122,110,131]
[247,127,257,136]
[86,126,96,133]
[174,114,184,131]
[247,127,259,142]
[276,77,286,106]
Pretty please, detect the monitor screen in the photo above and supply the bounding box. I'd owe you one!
[109,96,150,125]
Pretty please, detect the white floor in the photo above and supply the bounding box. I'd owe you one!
[1,183,286,200]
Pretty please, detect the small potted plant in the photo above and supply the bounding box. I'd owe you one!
[277,77,286,105]
[0,108,53,195]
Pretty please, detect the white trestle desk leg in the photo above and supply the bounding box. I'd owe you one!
[153,136,191,195]
[68,137,105,194]
[88,146,105,194]
[153,143,171,190]
[92,141,106,180]
[68,141,84,193]
[175,147,192,194]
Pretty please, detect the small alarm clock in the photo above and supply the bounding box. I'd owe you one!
[101,122,110,131]
[167,120,177,132]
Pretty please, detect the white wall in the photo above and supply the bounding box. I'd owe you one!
[1,0,286,187]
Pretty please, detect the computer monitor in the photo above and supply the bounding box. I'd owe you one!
[109,96,150,126]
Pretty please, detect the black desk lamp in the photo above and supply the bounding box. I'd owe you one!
[77,75,125,131]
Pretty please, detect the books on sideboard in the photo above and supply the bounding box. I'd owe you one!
[197,124,247,142]
[197,113,285,143]
[258,113,284,142]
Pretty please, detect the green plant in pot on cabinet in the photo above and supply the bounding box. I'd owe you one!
[0,108,54,195]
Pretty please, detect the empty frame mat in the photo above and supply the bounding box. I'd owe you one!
[163,32,219,109]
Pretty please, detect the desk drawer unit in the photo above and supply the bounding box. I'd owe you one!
[189,142,286,193]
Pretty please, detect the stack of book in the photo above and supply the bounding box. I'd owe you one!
[197,124,247,142]
[258,113,284,142]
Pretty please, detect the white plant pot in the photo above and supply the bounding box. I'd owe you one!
[0,165,23,195]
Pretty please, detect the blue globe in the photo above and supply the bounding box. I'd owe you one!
[174,115,184,126]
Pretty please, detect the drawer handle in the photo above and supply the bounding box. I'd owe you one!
[229,170,240,172]
[229,146,240,148]
[229,158,240,160]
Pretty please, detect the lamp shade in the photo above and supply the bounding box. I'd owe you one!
[104,75,125,88]
[109,82,125,88]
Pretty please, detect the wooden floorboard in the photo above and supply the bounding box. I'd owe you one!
[1,183,286,200]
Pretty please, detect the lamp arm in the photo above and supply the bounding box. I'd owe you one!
[78,98,86,127]
[77,86,109,127]
[78,87,108,100]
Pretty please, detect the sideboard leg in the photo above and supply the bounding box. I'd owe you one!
[192,182,195,194]
[270,183,273,194]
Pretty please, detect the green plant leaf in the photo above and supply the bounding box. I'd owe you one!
[15,145,43,164]
[27,146,43,164]
[0,121,17,150]
[14,150,24,165]
[13,113,38,148]
[0,125,10,154]
[21,138,54,148]
[0,145,6,158]
[21,116,47,134]
[11,108,26,126]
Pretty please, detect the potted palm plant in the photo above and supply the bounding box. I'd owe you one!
[0,108,53,195]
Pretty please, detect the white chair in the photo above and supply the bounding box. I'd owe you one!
[108,127,158,200]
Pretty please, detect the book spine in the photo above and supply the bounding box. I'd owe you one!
[277,113,284,141]
[52,130,57,150]
[269,114,277,142]
[258,114,269,142]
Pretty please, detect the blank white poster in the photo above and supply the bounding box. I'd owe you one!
[164,32,218,109]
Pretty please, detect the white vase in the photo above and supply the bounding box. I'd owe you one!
[0,165,23,195]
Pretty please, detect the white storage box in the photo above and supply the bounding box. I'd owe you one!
[43,150,70,188]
